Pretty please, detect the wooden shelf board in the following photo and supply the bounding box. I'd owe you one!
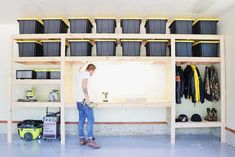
[14,79,61,85]
[175,120,221,128]
[175,57,221,64]
[13,57,61,65]
[14,34,222,41]
[65,56,172,64]
[14,34,64,40]
[65,101,171,108]
[13,102,61,108]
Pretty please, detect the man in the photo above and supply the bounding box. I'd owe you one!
[77,64,100,149]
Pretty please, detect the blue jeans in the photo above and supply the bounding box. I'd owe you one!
[77,102,95,139]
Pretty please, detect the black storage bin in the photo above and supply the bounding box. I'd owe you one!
[145,40,168,56]
[16,70,36,79]
[68,40,92,56]
[193,19,218,34]
[175,40,194,57]
[18,18,44,34]
[169,19,194,34]
[95,18,116,33]
[41,40,61,56]
[69,18,93,33]
[49,70,61,79]
[35,70,49,79]
[95,40,117,56]
[145,18,168,34]
[193,41,219,57]
[42,18,68,33]
[120,18,142,34]
[121,40,142,56]
[17,41,43,57]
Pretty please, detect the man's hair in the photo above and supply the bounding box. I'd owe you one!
[86,64,96,71]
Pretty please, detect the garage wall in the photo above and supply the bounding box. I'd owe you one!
[219,6,235,147]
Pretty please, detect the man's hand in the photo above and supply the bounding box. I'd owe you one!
[85,98,91,105]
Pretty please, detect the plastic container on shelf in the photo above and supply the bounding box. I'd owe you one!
[145,40,169,56]
[68,40,93,56]
[169,19,194,34]
[17,41,43,57]
[121,40,142,56]
[49,70,61,79]
[144,18,168,34]
[42,18,69,33]
[18,18,44,34]
[193,41,219,57]
[120,18,142,34]
[95,40,117,56]
[95,18,116,33]
[16,70,36,79]
[175,40,194,57]
[68,17,93,33]
[41,40,61,56]
[35,70,50,79]
[193,19,219,34]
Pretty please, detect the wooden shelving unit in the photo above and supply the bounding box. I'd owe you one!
[8,33,226,145]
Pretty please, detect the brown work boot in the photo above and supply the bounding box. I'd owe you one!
[80,138,88,146]
[87,137,101,149]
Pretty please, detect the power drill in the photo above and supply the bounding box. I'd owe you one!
[82,99,96,108]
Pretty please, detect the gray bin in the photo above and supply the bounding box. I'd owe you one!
[49,71,61,79]
[175,40,194,57]
[145,18,167,34]
[193,19,218,34]
[17,41,43,57]
[121,40,142,56]
[68,40,92,56]
[95,18,116,33]
[121,18,142,34]
[145,40,168,56]
[95,40,117,56]
[18,19,44,34]
[69,18,93,33]
[42,18,68,34]
[42,40,61,56]
[193,41,219,57]
[16,70,36,79]
[169,19,194,34]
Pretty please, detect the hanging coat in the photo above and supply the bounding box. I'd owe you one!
[204,66,212,101]
[176,65,184,104]
[210,66,220,101]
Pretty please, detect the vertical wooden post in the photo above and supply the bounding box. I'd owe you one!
[60,37,66,144]
[220,36,226,143]
[7,37,14,143]
[170,37,176,144]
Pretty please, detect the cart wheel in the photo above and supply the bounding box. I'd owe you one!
[38,133,43,139]
[24,132,33,141]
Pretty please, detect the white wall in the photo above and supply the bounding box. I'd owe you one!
[219,6,235,147]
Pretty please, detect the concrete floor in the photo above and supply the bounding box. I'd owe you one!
[0,135,235,157]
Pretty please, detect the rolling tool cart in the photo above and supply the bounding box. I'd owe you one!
[43,107,61,140]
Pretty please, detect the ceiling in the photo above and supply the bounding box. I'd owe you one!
[1,0,235,24]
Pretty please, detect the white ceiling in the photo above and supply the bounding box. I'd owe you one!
[1,0,235,24]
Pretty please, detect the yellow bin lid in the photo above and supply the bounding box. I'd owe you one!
[17,18,43,25]
[42,17,69,27]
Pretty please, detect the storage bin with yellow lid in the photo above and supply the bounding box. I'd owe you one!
[95,17,116,33]
[42,18,69,34]
[17,18,44,34]
[68,17,93,33]
[169,19,194,34]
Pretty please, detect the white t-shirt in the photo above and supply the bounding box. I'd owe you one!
[77,71,91,102]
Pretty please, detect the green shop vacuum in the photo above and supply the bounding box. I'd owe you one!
[17,120,43,141]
